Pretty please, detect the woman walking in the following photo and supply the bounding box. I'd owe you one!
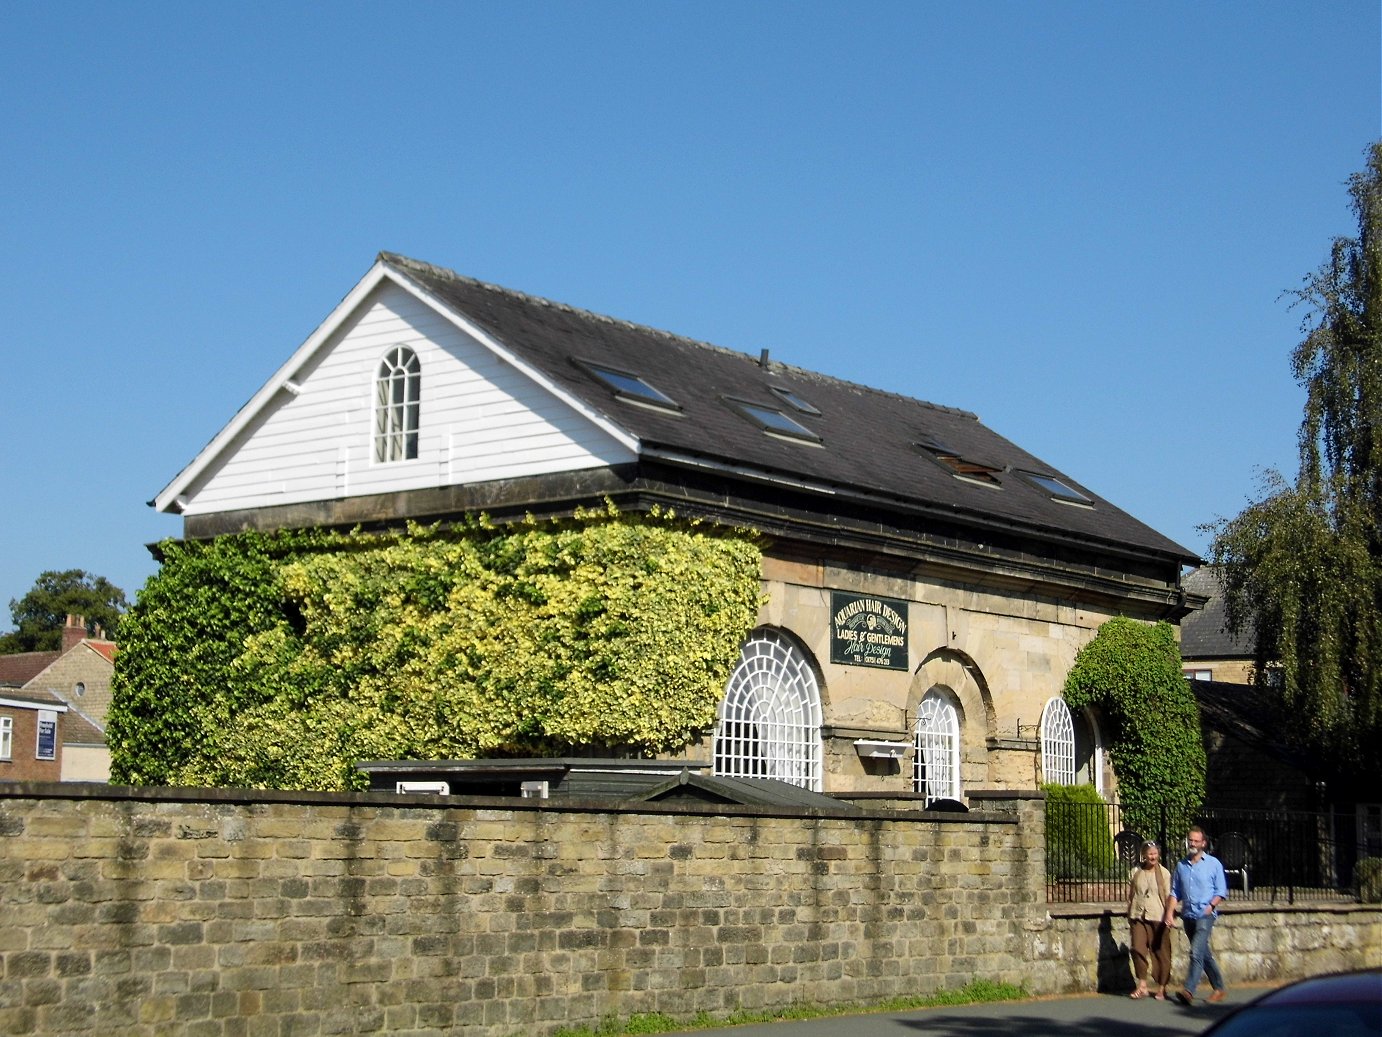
[1126,839,1173,999]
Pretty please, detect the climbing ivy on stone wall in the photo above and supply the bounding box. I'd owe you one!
[108,508,762,790]
[1063,617,1205,838]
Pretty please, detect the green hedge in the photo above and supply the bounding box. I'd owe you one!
[1044,782,1119,880]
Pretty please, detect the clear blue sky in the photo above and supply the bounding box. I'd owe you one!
[2,3,1379,627]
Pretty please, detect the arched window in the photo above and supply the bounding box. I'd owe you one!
[713,630,822,790]
[373,346,420,462]
[1040,697,1076,786]
[913,690,961,802]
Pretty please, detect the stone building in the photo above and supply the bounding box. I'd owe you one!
[0,615,114,781]
[152,253,1199,802]
[1180,566,1258,684]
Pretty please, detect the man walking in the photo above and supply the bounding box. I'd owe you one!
[1163,825,1228,1005]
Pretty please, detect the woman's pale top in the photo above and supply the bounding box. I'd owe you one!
[1127,864,1172,921]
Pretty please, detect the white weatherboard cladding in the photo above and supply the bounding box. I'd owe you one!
[178,283,634,515]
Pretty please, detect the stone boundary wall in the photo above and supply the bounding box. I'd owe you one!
[3,785,1378,1037]
[1034,902,1382,994]
[0,784,1045,1037]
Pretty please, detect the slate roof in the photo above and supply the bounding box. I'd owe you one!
[58,706,105,745]
[633,770,863,813]
[1180,567,1253,659]
[385,253,1196,563]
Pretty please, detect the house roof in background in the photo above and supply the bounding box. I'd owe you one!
[1180,567,1253,659]
[0,638,116,689]
[85,641,116,664]
[0,650,61,687]
[57,704,105,744]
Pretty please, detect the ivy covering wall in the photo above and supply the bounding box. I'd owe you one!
[108,509,762,790]
[1063,617,1206,837]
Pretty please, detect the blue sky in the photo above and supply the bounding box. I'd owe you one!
[1,3,1378,625]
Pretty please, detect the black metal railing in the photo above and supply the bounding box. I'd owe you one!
[1046,799,1364,904]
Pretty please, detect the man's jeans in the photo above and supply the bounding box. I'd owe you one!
[1182,912,1225,994]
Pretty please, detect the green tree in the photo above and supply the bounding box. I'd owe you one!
[1208,142,1382,788]
[0,569,127,653]
[1063,618,1205,836]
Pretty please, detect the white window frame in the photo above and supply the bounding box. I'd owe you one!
[373,346,421,463]
[1040,697,1076,786]
[0,715,11,760]
[913,691,961,802]
[713,630,823,791]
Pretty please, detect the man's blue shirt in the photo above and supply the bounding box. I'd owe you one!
[1171,852,1228,917]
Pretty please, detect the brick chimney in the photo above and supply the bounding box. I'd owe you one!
[62,615,87,652]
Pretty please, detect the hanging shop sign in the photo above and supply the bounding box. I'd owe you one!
[830,591,909,670]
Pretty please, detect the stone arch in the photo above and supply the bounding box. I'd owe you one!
[909,648,996,792]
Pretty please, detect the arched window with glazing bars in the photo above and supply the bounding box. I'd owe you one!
[373,346,420,462]
[1040,696,1076,786]
[713,630,822,791]
[914,690,961,802]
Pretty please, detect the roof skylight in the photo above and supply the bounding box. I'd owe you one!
[915,440,1003,486]
[768,386,821,415]
[1019,472,1093,505]
[581,361,679,409]
[725,398,821,442]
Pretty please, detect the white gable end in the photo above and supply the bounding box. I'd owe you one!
[173,281,636,517]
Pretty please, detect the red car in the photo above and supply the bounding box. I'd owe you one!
[1200,968,1382,1037]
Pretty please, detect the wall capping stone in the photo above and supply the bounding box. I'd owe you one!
[0,779,1018,823]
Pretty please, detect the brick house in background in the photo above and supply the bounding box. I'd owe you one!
[0,693,67,782]
[151,253,1201,803]
[0,615,114,782]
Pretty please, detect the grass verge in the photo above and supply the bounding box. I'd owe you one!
[547,978,1029,1036]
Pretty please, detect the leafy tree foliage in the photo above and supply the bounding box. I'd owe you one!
[0,569,127,653]
[1208,143,1382,786]
[1063,618,1205,837]
[108,509,762,790]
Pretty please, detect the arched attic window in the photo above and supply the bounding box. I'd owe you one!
[1040,696,1076,786]
[713,629,823,791]
[914,690,962,803]
[373,346,420,462]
